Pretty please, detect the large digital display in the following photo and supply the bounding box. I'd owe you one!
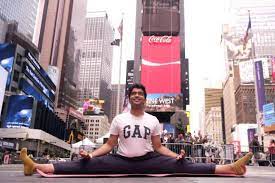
[19,78,54,110]
[0,66,8,114]
[141,36,181,93]
[83,98,105,115]
[0,43,16,89]
[3,95,34,128]
[25,50,56,91]
[22,62,55,102]
[145,93,183,112]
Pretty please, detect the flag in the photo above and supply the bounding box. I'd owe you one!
[118,19,123,40]
[243,13,251,50]
[110,39,120,46]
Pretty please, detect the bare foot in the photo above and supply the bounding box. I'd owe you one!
[20,148,35,176]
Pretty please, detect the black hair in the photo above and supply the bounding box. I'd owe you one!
[128,83,147,99]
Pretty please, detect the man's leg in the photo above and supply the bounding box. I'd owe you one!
[215,152,253,175]
[132,152,252,175]
[21,148,137,175]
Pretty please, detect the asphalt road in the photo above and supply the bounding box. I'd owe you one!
[0,164,274,183]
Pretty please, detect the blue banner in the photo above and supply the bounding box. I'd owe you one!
[254,60,266,112]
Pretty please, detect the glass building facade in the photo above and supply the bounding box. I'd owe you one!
[0,0,39,40]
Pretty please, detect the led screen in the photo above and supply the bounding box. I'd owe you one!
[0,43,16,89]
[145,93,183,112]
[3,95,34,128]
[141,36,181,93]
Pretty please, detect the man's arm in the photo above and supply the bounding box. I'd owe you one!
[80,134,118,158]
[151,135,179,158]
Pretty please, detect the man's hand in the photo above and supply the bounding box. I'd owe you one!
[79,149,93,159]
[176,149,185,161]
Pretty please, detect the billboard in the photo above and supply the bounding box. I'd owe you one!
[141,36,181,93]
[145,93,183,112]
[0,43,16,89]
[3,95,34,128]
[263,103,275,126]
[0,66,8,114]
[83,98,104,115]
[163,123,175,134]
[25,50,56,91]
[22,62,55,102]
[239,58,270,83]
[19,78,54,110]
[222,30,252,61]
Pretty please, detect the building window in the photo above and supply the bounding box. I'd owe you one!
[16,53,22,66]
[13,70,20,82]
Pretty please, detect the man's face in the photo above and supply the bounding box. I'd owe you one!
[129,88,146,108]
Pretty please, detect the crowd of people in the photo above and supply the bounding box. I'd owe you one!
[162,132,226,164]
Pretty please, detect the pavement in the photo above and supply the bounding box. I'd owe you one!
[0,164,274,183]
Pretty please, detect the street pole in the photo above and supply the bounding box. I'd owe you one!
[116,13,123,116]
[116,38,123,116]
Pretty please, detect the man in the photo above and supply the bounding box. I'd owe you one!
[20,83,252,176]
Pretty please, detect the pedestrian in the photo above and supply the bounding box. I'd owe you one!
[20,83,253,176]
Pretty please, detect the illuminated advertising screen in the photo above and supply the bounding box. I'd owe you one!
[141,36,181,93]
[163,123,175,134]
[22,62,55,102]
[0,43,16,89]
[145,93,183,112]
[19,78,54,110]
[3,95,34,128]
[25,50,56,91]
[0,66,8,114]
[83,98,105,115]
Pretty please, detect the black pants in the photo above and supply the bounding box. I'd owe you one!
[53,152,216,174]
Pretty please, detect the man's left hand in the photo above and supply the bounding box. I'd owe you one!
[176,149,186,161]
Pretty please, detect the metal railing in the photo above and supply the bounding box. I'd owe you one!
[111,143,234,164]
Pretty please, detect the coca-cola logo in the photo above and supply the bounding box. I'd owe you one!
[148,35,172,43]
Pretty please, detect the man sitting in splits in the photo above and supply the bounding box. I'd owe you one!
[20,83,253,176]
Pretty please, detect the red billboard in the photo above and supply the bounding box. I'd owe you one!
[141,36,181,93]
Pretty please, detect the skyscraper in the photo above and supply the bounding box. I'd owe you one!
[33,0,74,109]
[57,0,87,109]
[134,0,188,123]
[78,11,114,118]
[0,0,39,40]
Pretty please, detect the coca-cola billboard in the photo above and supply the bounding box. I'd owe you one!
[141,36,181,94]
[148,35,172,44]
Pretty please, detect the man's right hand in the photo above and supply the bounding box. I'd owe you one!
[79,149,93,159]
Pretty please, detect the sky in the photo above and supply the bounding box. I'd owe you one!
[87,0,227,132]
